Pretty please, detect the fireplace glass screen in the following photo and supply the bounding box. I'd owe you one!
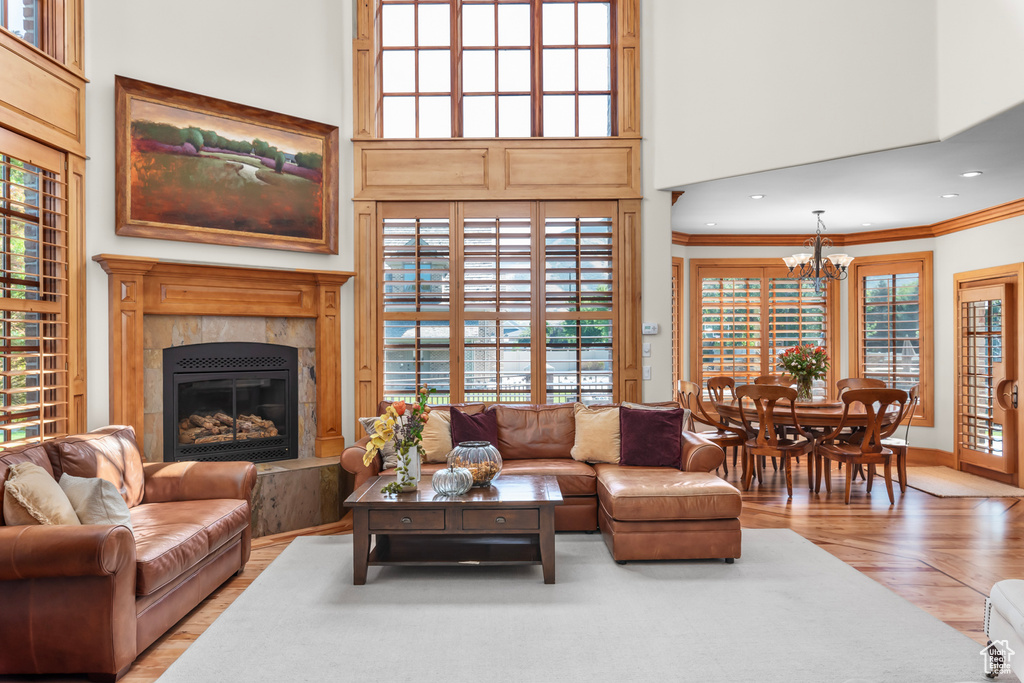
[164,342,298,463]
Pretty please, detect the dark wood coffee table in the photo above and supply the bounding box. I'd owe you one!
[344,474,563,585]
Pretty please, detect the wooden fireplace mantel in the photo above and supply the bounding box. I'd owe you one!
[93,254,355,458]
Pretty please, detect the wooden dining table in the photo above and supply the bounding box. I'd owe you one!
[714,397,901,491]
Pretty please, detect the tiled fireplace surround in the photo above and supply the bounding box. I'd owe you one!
[94,255,355,535]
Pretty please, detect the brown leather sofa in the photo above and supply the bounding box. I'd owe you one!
[0,425,256,681]
[342,403,742,564]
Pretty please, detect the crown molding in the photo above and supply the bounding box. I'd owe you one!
[671,196,1024,247]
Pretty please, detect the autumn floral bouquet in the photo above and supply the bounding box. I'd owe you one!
[363,385,434,493]
[778,344,829,401]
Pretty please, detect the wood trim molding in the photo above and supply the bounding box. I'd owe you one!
[906,447,955,468]
[92,255,355,459]
[354,138,642,201]
[617,199,642,402]
[671,197,1024,247]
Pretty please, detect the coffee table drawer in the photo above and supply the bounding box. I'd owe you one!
[463,508,539,531]
[368,509,445,530]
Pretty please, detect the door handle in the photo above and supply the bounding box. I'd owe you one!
[997,380,1018,410]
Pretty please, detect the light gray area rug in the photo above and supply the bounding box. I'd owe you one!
[157,530,987,683]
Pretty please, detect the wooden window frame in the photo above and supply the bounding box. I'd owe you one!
[359,0,639,140]
[0,128,70,446]
[847,251,934,427]
[688,259,840,399]
[377,199,621,406]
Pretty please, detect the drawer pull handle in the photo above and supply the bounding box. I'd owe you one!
[401,516,412,524]
[495,516,506,524]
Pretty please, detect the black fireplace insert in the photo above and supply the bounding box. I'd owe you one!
[163,342,299,463]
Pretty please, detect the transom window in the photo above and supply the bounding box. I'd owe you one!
[377,0,615,138]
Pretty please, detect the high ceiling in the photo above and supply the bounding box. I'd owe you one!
[670,101,1024,236]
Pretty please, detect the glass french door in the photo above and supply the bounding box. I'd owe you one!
[957,283,1018,474]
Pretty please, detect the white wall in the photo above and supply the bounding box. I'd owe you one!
[669,217,1024,453]
[937,0,1024,138]
[649,0,938,190]
[84,1,356,441]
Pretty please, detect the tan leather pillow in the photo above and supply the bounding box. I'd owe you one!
[570,403,621,464]
[2,462,81,526]
[59,473,133,531]
[421,411,453,463]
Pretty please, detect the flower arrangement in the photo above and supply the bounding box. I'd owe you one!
[363,386,434,494]
[778,344,830,400]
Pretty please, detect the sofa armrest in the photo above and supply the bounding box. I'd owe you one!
[340,436,380,490]
[0,524,135,580]
[682,431,725,472]
[142,461,257,504]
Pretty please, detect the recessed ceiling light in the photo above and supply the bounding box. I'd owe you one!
[861,223,872,227]
[941,193,959,198]
[960,171,983,178]
[749,194,765,200]
[705,222,717,226]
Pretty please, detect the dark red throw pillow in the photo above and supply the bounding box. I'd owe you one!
[618,406,686,469]
[450,407,499,446]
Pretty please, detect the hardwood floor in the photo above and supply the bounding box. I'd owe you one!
[6,466,1018,682]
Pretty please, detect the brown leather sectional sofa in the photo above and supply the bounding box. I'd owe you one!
[342,402,743,563]
[0,425,256,681]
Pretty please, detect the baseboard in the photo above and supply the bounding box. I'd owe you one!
[906,447,955,468]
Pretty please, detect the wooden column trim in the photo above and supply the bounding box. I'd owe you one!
[353,201,379,428]
[617,199,642,402]
[92,255,354,458]
[67,154,87,433]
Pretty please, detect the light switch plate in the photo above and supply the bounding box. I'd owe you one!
[642,366,652,380]
[642,342,651,357]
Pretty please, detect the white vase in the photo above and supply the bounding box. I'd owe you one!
[397,445,420,491]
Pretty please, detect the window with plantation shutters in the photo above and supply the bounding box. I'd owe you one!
[767,275,829,398]
[381,207,452,402]
[690,261,838,399]
[544,212,613,403]
[378,200,617,405]
[0,140,68,446]
[849,252,933,426]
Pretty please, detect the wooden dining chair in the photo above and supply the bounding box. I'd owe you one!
[677,380,746,477]
[754,374,797,387]
[881,384,919,493]
[704,376,742,469]
[836,377,886,395]
[734,384,815,498]
[814,388,908,504]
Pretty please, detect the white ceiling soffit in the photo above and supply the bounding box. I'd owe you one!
[669,100,1024,235]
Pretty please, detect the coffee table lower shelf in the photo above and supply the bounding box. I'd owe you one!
[369,534,543,566]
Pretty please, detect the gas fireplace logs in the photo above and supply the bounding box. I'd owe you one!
[178,412,280,444]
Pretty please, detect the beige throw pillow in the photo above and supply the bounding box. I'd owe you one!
[570,403,621,464]
[3,462,81,526]
[421,411,453,463]
[59,473,133,531]
[358,417,399,469]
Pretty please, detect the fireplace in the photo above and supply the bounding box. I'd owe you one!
[163,342,299,463]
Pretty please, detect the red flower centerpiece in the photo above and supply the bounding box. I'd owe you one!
[778,344,830,401]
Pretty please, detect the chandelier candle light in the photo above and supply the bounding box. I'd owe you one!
[783,211,854,294]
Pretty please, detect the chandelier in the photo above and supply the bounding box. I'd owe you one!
[782,210,853,294]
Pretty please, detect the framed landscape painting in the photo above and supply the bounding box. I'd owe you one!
[115,76,339,254]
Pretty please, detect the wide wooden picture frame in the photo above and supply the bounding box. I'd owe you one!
[115,76,339,254]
